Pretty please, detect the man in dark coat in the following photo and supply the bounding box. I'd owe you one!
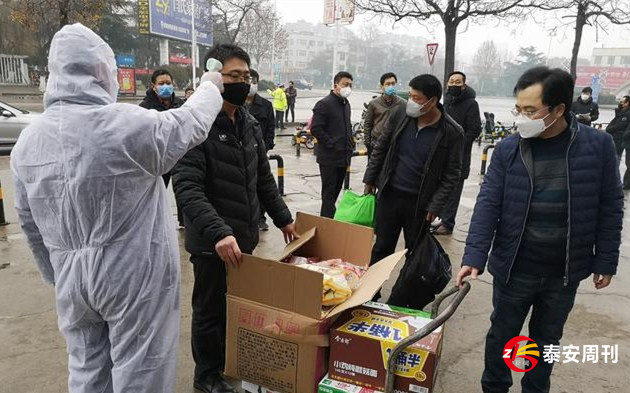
[139,69,184,187]
[606,95,630,188]
[285,80,297,123]
[572,86,599,126]
[245,69,276,230]
[458,67,623,393]
[172,44,298,393]
[435,71,482,235]
[363,74,463,269]
[311,71,354,218]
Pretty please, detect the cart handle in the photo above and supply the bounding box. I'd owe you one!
[384,282,471,393]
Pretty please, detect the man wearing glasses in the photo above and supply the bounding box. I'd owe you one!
[458,67,623,393]
[172,44,298,393]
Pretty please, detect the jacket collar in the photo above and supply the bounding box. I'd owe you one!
[329,90,348,104]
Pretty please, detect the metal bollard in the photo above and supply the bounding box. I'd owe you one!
[0,177,7,225]
[480,144,495,176]
[268,154,285,196]
[344,150,369,190]
[294,131,301,157]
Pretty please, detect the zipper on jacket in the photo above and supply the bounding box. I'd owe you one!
[506,140,534,285]
[563,128,579,286]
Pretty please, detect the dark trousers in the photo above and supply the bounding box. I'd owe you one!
[482,273,579,393]
[616,135,630,187]
[190,255,227,381]
[275,110,285,129]
[319,165,347,218]
[370,187,422,264]
[440,175,465,230]
[285,102,295,123]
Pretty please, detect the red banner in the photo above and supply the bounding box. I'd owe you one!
[117,68,136,95]
[134,68,154,75]
[170,56,193,64]
[576,66,630,91]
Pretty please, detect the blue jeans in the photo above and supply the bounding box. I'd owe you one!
[482,272,579,393]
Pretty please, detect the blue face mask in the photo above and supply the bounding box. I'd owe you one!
[156,84,174,98]
[384,86,397,96]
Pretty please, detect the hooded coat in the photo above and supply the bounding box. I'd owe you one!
[10,24,222,393]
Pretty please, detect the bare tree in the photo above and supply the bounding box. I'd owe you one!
[212,0,259,44]
[354,0,550,87]
[472,40,501,94]
[238,2,288,68]
[541,1,630,78]
[9,0,125,66]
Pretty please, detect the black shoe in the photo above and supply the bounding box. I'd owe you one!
[258,220,269,231]
[194,375,237,393]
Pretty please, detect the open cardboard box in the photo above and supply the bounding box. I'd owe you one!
[225,212,406,393]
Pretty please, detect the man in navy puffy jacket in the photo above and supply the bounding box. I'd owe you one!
[457,67,623,393]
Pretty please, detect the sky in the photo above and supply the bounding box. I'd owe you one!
[275,0,630,63]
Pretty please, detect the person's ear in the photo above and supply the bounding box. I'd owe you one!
[554,103,566,119]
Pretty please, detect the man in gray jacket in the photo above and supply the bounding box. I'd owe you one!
[364,72,406,157]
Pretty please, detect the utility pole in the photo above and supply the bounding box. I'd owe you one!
[191,0,197,88]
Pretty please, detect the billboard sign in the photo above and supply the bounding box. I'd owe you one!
[117,68,136,95]
[336,0,355,24]
[576,66,630,92]
[144,0,213,46]
[324,0,335,25]
[115,54,135,68]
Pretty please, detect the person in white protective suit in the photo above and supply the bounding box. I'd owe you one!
[10,23,224,393]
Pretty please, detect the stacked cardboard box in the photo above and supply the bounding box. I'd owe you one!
[327,302,442,393]
[225,213,406,393]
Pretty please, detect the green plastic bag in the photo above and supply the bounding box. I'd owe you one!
[334,191,376,227]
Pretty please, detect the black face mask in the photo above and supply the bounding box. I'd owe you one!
[222,82,250,106]
[447,85,463,97]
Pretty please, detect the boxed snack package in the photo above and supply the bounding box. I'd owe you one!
[318,374,381,393]
[328,302,442,393]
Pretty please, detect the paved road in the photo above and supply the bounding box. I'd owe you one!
[0,93,629,392]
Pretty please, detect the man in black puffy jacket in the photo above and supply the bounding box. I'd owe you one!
[172,44,298,393]
[435,71,482,235]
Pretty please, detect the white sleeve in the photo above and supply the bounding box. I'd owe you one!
[12,172,55,285]
[144,81,223,175]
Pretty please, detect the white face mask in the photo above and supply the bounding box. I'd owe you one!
[248,83,258,97]
[406,99,432,118]
[339,86,352,98]
[516,112,556,139]
[581,94,591,101]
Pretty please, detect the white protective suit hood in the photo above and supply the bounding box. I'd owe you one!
[44,23,119,107]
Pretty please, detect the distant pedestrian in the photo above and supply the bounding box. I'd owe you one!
[606,95,630,188]
[184,87,195,100]
[268,83,287,129]
[436,71,482,235]
[245,69,276,230]
[311,71,354,218]
[285,80,297,123]
[573,86,599,126]
[363,72,406,157]
[139,69,184,187]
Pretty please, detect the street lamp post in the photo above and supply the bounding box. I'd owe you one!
[191,0,197,88]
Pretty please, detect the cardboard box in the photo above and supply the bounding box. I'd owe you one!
[328,302,442,393]
[225,212,406,393]
[242,380,280,393]
[318,374,381,393]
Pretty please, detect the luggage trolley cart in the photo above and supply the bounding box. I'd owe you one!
[384,282,471,393]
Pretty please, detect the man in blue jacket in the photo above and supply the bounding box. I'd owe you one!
[457,67,623,393]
